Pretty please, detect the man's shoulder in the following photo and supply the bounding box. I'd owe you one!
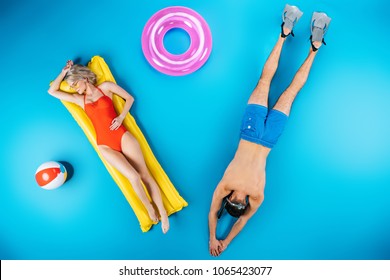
[248,193,264,206]
[214,181,232,196]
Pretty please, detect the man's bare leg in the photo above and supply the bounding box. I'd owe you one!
[272,45,321,116]
[248,3,303,106]
[248,34,289,106]
[273,10,332,115]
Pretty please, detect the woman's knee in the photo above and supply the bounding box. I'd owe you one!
[126,171,142,186]
[140,171,152,183]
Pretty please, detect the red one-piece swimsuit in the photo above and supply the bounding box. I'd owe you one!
[84,87,127,152]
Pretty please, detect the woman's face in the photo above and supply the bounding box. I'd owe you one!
[71,79,87,94]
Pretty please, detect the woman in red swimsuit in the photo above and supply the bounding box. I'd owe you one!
[48,60,169,233]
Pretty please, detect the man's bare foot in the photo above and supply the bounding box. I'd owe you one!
[312,41,322,50]
[281,4,303,38]
[310,12,331,52]
[282,26,292,37]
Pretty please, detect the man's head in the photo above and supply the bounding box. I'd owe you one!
[218,191,249,218]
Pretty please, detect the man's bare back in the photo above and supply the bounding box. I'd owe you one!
[220,140,270,200]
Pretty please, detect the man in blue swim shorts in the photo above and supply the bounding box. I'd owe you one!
[208,5,331,256]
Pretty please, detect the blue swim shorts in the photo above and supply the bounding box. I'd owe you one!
[240,104,288,148]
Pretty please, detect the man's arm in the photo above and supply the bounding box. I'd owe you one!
[208,183,230,256]
[220,197,263,253]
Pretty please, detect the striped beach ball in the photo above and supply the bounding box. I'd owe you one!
[35,161,67,190]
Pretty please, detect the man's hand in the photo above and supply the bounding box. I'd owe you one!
[209,238,223,257]
[219,239,229,253]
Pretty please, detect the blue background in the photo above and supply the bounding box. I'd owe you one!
[1,0,389,260]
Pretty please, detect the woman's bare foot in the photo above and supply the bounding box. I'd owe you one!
[160,214,170,234]
[146,206,159,223]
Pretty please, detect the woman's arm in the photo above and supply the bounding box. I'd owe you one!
[100,81,135,130]
[48,60,83,107]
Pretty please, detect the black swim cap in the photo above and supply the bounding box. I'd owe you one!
[218,196,248,219]
[225,198,248,217]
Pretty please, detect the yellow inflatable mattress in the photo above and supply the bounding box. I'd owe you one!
[57,56,187,232]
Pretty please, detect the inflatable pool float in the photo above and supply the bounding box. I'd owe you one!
[142,6,212,76]
[55,56,188,232]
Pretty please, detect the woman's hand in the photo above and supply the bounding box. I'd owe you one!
[110,115,124,130]
[62,60,73,74]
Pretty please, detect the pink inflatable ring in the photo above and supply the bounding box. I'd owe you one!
[142,6,212,76]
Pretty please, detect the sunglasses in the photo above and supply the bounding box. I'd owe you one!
[69,81,79,90]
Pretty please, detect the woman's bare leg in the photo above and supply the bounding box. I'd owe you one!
[98,144,159,223]
[120,132,169,234]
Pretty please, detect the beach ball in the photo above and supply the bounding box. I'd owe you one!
[35,161,67,190]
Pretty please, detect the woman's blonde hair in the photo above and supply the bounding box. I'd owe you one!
[64,64,97,85]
